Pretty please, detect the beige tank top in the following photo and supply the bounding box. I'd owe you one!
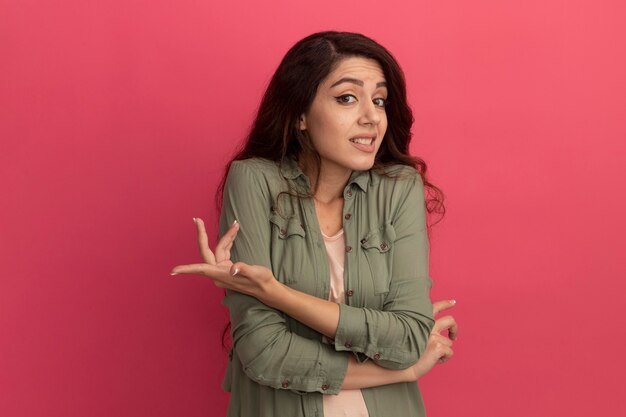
[321,229,370,417]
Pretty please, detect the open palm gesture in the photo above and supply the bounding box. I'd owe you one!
[170,218,278,299]
[170,218,239,280]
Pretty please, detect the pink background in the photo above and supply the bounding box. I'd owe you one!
[1,1,625,416]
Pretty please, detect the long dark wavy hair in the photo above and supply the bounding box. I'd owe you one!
[217,30,444,214]
[217,31,445,347]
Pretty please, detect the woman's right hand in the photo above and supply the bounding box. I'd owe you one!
[170,217,282,303]
[170,217,240,277]
[410,300,457,380]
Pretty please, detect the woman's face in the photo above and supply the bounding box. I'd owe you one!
[299,56,388,177]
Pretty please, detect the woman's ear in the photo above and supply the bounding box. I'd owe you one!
[299,114,307,130]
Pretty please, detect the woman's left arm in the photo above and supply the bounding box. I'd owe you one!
[330,173,435,369]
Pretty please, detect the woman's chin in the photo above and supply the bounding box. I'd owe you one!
[349,156,377,172]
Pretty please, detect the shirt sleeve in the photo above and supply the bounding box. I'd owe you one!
[332,173,435,369]
[219,160,349,394]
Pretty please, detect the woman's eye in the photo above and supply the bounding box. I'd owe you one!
[335,94,357,104]
[373,97,388,107]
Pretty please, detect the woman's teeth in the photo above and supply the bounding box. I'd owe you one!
[350,138,374,145]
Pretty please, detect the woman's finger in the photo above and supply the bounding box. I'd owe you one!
[448,321,458,341]
[428,334,454,364]
[170,263,212,276]
[230,262,276,291]
[231,262,262,281]
[437,346,454,364]
[170,263,250,292]
[432,315,458,340]
[432,299,456,316]
[194,218,217,264]
[215,220,240,263]
[430,333,453,348]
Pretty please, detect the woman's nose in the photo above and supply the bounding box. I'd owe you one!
[359,100,381,126]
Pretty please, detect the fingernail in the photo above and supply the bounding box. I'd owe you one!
[193,218,197,223]
[450,300,456,304]
[170,272,178,276]
[232,220,238,227]
[231,267,240,276]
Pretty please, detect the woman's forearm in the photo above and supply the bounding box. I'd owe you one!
[342,355,415,389]
[264,281,341,339]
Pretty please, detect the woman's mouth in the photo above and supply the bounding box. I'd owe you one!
[349,137,375,145]
[349,137,376,153]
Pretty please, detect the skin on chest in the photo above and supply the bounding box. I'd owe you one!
[314,198,345,236]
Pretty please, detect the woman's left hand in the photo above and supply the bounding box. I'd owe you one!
[410,299,458,379]
[170,218,279,302]
[432,300,458,342]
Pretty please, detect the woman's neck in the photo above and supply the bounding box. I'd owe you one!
[299,156,351,204]
[314,179,346,204]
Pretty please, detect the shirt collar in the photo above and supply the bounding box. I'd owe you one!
[348,169,371,192]
[280,155,371,192]
[279,155,304,180]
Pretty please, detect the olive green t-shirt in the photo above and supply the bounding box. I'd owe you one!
[218,157,434,417]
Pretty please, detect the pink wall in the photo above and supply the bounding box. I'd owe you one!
[1,1,625,416]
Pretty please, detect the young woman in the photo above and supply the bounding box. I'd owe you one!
[171,31,457,417]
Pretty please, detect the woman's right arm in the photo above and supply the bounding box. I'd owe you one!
[217,161,351,394]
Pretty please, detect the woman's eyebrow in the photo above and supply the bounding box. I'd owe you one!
[330,77,387,89]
